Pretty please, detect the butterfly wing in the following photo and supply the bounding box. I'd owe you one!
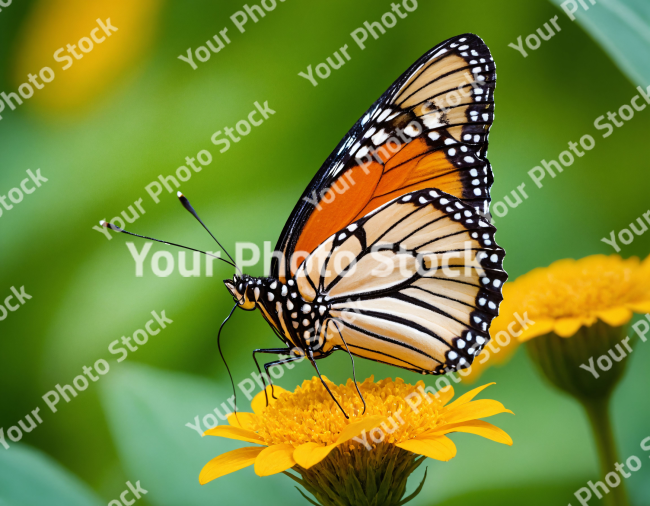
[273,33,496,282]
[295,188,506,374]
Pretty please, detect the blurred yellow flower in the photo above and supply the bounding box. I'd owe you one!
[14,0,160,112]
[465,254,650,382]
[199,377,513,486]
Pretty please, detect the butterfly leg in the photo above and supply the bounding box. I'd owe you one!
[306,348,349,419]
[252,347,294,406]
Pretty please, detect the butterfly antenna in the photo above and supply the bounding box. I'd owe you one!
[333,321,366,414]
[219,303,240,421]
[176,192,241,275]
[307,350,349,419]
[99,221,238,270]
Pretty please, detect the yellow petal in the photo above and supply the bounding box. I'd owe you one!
[596,307,633,327]
[293,415,386,469]
[251,385,291,416]
[554,317,585,338]
[199,447,263,485]
[254,444,296,476]
[629,301,650,313]
[227,412,259,431]
[203,425,265,445]
[293,442,336,469]
[334,415,387,445]
[433,385,455,406]
[443,399,513,425]
[396,436,457,461]
[518,319,555,342]
[444,383,494,411]
[429,420,513,445]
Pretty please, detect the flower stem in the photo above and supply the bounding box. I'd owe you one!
[581,396,629,506]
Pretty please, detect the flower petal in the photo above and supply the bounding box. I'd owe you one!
[203,425,265,445]
[444,383,494,411]
[554,317,585,338]
[251,385,291,416]
[518,318,555,342]
[199,447,264,484]
[293,442,336,469]
[433,385,454,406]
[293,416,386,469]
[596,307,633,327]
[629,301,650,313]
[427,420,513,445]
[254,443,296,476]
[396,436,457,461]
[443,399,513,425]
[334,415,387,445]
[227,412,259,430]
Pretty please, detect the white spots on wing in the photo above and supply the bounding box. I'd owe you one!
[477,75,485,82]
[440,198,449,205]
[419,197,428,205]
[287,299,294,310]
[444,138,456,145]
[470,168,478,176]
[459,45,469,50]
[402,195,412,202]
[270,281,277,290]
[460,146,468,152]
[478,298,486,306]
[488,301,497,310]
[302,304,312,313]
[464,134,472,141]
[471,50,478,56]
[350,141,361,156]
[429,190,439,197]
[318,305,326,315]
[356,145,370,159]
[490,254,499,263]
[476,336,486,345]
[474,134,481,142]
[387,111,401,121]
[428,131,441,141]
[378,109,392,122]
[472,67,481,74]
[464,210,472,217]
[268,292,274,302]
[372,128,390,145]
[448,351,458,359]
[254,287,260,300]
[423,113,444,129]
[493,279,502,288]
[281,285,287,296]
[364,127,377,139]
[454,213,461,219]
[431,48,447,58]
[450,43,458,48]
[448,148,456,156]
[483,113,490,121]
[472,179,480,186]
[348,224,358,232]
[372,108,382,120]
[455,202,463,209]
[464,156,474,163]
[338,233,347,241]
[361,113,371,125]
[457,339,466,348]
[404,124,420,137]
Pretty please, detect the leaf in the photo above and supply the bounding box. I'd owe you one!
[548,0,650,86]
[99,362,304,506]
[0,444,103,506]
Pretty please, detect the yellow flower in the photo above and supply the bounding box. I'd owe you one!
[199,377,513,486]
[507,254,650,341]
[464,254,650,382]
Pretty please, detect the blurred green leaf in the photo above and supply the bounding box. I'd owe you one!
[0,444,103,506]
[99,362,304,506]
[431,481,584,506]
[549,0,650,86]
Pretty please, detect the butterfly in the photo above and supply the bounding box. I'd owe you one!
[103,33,506,415]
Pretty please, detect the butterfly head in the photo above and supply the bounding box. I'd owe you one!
[224,274,257,310]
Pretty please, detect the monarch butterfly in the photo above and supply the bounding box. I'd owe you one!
[102,33,506,416]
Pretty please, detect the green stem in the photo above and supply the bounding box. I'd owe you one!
[581,396,629,506]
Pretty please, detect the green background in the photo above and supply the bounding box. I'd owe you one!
[1,0,649,505]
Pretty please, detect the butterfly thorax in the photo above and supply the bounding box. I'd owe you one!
[224,274,332,354]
